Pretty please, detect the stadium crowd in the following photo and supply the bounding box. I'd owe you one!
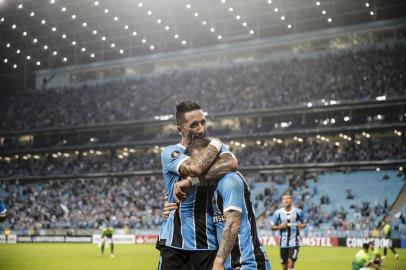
[1,170,402,236]
[0,135,404,177]
[0,176,164,234]
[1,42,405,131]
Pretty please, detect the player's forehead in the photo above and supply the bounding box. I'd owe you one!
[183,109,205,125]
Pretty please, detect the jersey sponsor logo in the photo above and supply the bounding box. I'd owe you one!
[171,151,181,158]
[213,214,226,224]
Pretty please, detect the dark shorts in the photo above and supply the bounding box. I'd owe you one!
[158,245,216,270]
[280,247,299,264]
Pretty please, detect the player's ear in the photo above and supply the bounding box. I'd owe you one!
[177,126,183,135]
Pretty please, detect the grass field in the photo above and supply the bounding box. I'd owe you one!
[0,244,404,270]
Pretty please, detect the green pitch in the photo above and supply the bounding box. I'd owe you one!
[0,244,404,270]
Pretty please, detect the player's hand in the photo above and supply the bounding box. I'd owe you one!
[173,179,192,203]
[279,223,288,229]
[211,258,225,270]
[296,223,306,229]
[163,202,178,217]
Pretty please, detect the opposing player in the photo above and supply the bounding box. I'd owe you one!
[368,241,382,267]
[100,226,114,258]
[381,220,399,260]
[185,138,271,270]
[352,242,382,270]
[271,194,306,270]
[157,101,238,270]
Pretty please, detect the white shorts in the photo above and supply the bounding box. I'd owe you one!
[101,237,113,245]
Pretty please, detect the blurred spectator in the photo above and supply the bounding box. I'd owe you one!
[1,42,406,131]
[0,135,404,178]
[0,176,165,233]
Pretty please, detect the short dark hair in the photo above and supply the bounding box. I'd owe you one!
[186,138,210,155]
[362,243,370,250]
[176,100,201,125]
[281,192,292,198]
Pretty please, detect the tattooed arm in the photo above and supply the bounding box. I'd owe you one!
[173,154,238,202]
[200,153,239,181]
[178,140,221,177]
[212,210,242,270]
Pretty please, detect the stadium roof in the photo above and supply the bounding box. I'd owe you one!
[0,0,405,73]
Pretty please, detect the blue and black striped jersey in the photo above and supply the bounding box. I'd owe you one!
[213,172,272,270]
[158,142,231,251]
[271,207,305,248]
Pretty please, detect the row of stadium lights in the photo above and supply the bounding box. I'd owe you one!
[3,0,174,69]
[218,0,254,38]
[0,18,57,68]
[132,2,187,47]
[23,5,92,60]
[118,147,138,159]
[0,130,403,162]
[51,1,124,57]
[16,3,71,62]
[266,0,293,29]
[308,96,388,108]
[315,1,333,24]
[94,1,165,50]
[2,1,378,70]
[365,2,376,16]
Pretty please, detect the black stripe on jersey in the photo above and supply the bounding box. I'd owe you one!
[171,208,183,248]
[216,191,224,212]
[286,226,291,247]
[237,173,267,265]
[231,234,242,268]
[277,213,283,247]
[295,212,300,246]
[194,186,209,249]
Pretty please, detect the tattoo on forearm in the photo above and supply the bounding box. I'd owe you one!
[202,154,237,181]
[179,159,193,177]
[179,145,219,177]
[216,210,241,262]
[195,145,218,172]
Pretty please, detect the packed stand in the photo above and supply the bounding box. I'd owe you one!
[1,135,404,178]
[1,43,406,131]
[0,176,164,234]
[237,136,406,166]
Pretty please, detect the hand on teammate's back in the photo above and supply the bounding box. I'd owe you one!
[173,179,193,203]
[296,223,306,229]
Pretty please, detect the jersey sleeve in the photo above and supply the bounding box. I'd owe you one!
[161,146,190,175]
[218,175,244,213]
[271,210,280,226]
[219,143,238,163]
[297,209,305,223]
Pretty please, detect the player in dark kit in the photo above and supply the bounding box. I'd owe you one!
[271,194,306,270]
[157,101,239,270]
[100,226,114,258]
[381,220,399,260]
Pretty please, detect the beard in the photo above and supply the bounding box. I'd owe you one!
[187,131,206,142]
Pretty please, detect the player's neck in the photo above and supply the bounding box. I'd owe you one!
[284,206,292,212]
[180,137,190,147]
